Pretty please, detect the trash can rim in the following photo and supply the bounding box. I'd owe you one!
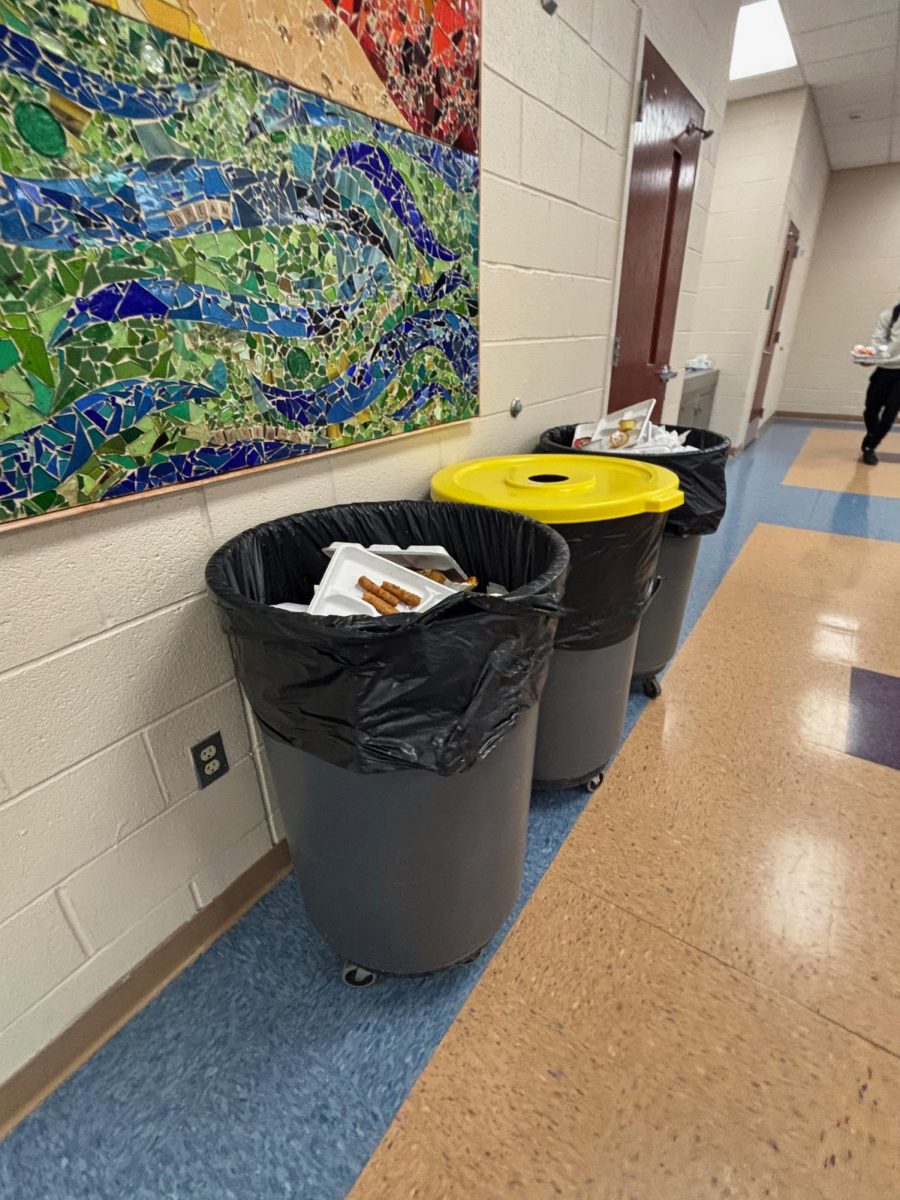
[204,498,571,623]
[543,421,732,458]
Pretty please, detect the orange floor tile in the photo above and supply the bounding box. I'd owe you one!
[350,525,900,1199]
[783,427,900,499]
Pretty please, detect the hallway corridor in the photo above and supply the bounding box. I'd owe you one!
[1,419,898,1199]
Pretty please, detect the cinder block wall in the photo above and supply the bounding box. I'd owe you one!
[691,89,830,446]
[0,0,739,1085]
[782,163,900,418]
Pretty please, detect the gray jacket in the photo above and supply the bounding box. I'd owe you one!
[871,307,900,368]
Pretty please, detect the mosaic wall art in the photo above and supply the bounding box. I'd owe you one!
[91,0,481,150]
[0,0,479,526]
[322,1,479,151]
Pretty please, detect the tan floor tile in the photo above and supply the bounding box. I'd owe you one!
[687,527,900,676]
[632,686,897,810]
[709,523,900,612]
[659,615,853,756]
[655,527,900,756]
[351,875,900,1200]
[351,524,900,1200]
[555,727,900,1053]
[544,526,900,1049]
[783,428,900,499]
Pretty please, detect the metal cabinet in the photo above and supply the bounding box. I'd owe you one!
[677,369,719,430]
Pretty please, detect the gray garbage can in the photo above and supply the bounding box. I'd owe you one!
[263,706,539,979]
[206,500,568,982]
[631,532,701,694]
[538,425,730,699]
[529,627,639,787]
[431,455,684,789]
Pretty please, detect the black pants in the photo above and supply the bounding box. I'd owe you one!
[863,368,900,449]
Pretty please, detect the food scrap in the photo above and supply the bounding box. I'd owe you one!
[381,581,422,608]
[356,575,423,614]
[361,591,397,615]
[359,576,400,607]
[417,568,478,589]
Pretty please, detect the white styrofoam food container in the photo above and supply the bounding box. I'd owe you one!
[323,542,469,580]
[308,545,455,617]
[575,399,656,452]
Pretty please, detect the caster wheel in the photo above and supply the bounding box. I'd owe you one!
[587,771,604,791]
[642,676,662,699]
[341,963,378,988]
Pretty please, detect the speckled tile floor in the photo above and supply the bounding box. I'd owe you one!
[783,424,900,499]
[352,873,900,1200]
[349,528,900,1199]
[1,419,899,1199]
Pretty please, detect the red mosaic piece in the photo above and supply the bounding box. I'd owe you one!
[322,0,480,152]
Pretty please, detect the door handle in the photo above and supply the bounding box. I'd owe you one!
[659,365,679,383]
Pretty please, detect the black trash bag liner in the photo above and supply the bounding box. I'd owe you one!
[205,501,569,777]
[554,513,667,651]
[539,424,731,537]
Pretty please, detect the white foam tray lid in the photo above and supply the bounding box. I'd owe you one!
[323,542,467,578]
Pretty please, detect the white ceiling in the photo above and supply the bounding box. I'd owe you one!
[728,0,900,170]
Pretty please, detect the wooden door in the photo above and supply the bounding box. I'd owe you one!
[609,40,705,415]
[746,221,799,443]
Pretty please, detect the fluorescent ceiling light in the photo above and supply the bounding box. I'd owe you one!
[730,0,797,81]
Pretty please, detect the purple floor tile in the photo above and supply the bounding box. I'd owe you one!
[846,667,900,772]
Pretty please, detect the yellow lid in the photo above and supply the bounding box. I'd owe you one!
[431,454,684,525]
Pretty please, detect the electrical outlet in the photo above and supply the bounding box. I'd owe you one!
[191,731,229,789]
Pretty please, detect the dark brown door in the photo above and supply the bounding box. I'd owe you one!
[746,221,799,443]
[609,40,704,414]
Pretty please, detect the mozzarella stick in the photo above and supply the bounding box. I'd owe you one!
[358,576,398,607]
[362,591,396,615]
[381,581,421,608]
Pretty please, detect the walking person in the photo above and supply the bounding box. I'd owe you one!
[860,301,900,465]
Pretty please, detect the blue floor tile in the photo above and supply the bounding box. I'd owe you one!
[2,419,898,1199]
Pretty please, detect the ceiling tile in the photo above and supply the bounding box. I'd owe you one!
[804,46,898,87]
[826,117,893,148]
[817,95,894,127]
[793,11,899,63]
[814,74,895,109]
[826,128,892,168]
[781,0,896,36]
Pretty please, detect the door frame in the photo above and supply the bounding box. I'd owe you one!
[746,220,800,444]
[602,9,647,410]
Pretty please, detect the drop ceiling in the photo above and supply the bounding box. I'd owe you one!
[728,0,900,170]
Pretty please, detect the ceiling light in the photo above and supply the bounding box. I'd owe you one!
[729,0,797,81]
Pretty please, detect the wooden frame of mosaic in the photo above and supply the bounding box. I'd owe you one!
[0,0,480,529]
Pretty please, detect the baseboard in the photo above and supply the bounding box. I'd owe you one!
[776,410,863,423]
[0,839,292,1142]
